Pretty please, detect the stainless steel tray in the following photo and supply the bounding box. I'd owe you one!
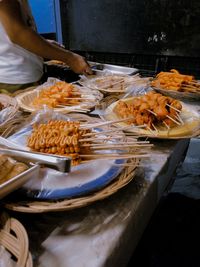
[89,61,138,76]
[0,162,39,199]
[0,148,71,173]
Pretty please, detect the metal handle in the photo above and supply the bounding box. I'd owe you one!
[0,148,71,173]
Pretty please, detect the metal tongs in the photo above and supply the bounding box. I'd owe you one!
[0,147,71,173]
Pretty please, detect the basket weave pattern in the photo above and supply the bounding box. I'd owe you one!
[0,212,33,267]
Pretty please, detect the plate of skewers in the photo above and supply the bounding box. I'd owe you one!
[16,78,103,113]
[151,69,200,101]
[79,73,150,94]
[6,112,151,200]
[104,91,200,139]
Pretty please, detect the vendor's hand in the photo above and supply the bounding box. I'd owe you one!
[47,39,65,48]
[67,52,93,75]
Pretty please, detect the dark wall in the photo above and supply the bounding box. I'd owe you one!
[60,0,200,57]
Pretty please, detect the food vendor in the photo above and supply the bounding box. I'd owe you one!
[0,0,92,93]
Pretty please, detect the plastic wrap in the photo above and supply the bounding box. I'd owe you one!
[16,77,103,113]
[7,110,125,200]
[0,94,19,127]
[79,73,150,94]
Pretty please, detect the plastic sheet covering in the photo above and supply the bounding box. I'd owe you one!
[8,109,125,200]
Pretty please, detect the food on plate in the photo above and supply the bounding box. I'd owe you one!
[151,69,200,93]
[32,81,82,108]
[27,120,92,165]
[80,74,145,92]
[0,155,28,184]
[113,91,183,129]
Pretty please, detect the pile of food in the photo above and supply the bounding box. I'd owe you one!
[0,155,28,184]
[32,81,83,108]
[27,119,151,166]
[27,120,91,165]
[151,69,200,93]
[114,91,183,129]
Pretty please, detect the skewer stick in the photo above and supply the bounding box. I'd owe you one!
[175,113,184,125]
[83,144,153,149]
[82,125,146,137]
[166,104,181,113]
[166,115,181,125]
[151,123,159,132]
[111,163,145,167]
[163,121,170,130]
[80,154,150,159]
[79,136,123,142]
[81,117,134,129]
[145,125,158,136]
[81,141,151,147]
[147,109,157,116]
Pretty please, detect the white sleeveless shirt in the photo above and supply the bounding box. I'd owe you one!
[0,0,43,84]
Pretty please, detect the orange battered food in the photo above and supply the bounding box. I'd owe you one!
[151,69,200,93]
[27,120,92,165]
[32,81,81,108]
[114,91,182,129]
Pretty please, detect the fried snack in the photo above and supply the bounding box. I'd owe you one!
[32,81,81,108]
[114,91,182,129]
[5,162,28,180]
[151,69,199,92]
[0,156,15,182]
[27,120,92,165]
[0,155,29,184]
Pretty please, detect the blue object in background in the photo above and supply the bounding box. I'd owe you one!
[28,0,63,43]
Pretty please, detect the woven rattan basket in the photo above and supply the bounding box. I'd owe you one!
[0,212,33,267]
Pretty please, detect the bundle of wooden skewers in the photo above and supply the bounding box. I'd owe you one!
[113,91,184,132]
[32,81,102,108]
[27,119,152,166]
[151,69,200,94]
[80,74,147,93]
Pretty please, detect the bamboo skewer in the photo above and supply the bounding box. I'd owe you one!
[147,108,181,126]
[147,109,157,116]
[166,104,181,113]
[166,115,181,125]
[82,125,146,137]
[81,117,135,129]
[151,123,159,132]
[81,141,151,147]
[163,121,170,130]
[80,154,150,159]
[82,144,153,150]
[79,136,123,142]
[175,113,184,125]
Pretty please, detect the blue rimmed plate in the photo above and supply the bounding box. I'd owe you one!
[19,158,124,200]
[8,125,125,200]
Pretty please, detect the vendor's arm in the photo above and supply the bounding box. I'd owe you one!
[0,0,92,74]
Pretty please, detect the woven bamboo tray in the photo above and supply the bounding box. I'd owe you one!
[0,212,33,267]
[4,158,138,213]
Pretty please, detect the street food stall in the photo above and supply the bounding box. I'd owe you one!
[0,1,200,266]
